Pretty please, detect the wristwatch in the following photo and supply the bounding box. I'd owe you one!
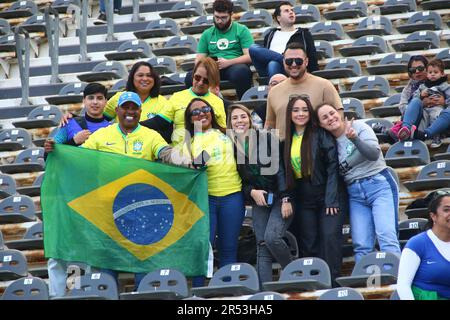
[281,197,291,203]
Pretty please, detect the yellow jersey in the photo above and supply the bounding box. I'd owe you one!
[291,132,303,179]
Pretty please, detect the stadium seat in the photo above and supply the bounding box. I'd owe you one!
[252,0,294,9]
[434,144,450,161]
[160,73,188,95]
[0,18,11,36]
[339,35,387,57]
[1,276,49,300]
[0,195,37,224]
[133,18,179,39]
[77,61,128,82]
[51,0,80,14]
[148,56,177,75]
[364,118,393,143]
[323,1,367,20]
[120,269,189,300]
[314,40,334,59]
[396,11,442,34]
[0,173,16,199]
[398,218,428,247]
[436,48,450,69]
[239,85,268,108]
[0,128,32,151]
[311,21,345,41]
[107,79,126,99]
[404,161,450,192]
[346,16,393,39]
[247,291,286,300]
[0,0,37,19]
[0,34,15,54]
[366,53,410,75]
[190,263,259,298]
[370,93,402,118]
[421,0,450,10]
[205,0,249,13]
[159,0,204,19]
[16,172,43,197]
[262,257,331,292]
[0,249,29,281]
[391,31,440,52]
[239,9,273,28]
[336,252,399,288]
[300,0,335,4]
[404,188,449,219]
[340,76,390,100]
[52,272,119,300]
[181,15,214,35]
[342,97,365,120]
[318,287,364,300]
[313,57,361,79]
[293,4,320,23]
[19,14,46,34]
[152,35,197,56]
[45,82,87,105]
[12,105,62,129]
[0,147,45,174]
[5,221,43,251]
[380,0,417,15]
[385,140,430,168]
[104,40,152,61]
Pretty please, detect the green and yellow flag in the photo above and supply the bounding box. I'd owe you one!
[42,144,210,276]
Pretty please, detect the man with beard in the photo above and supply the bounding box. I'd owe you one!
[187,0,254,99]
[265,42,343,141]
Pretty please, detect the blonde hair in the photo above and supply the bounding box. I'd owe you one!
[193,56,220,89]
[226,104,253,130]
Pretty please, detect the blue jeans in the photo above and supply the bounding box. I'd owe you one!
[99,0,122,13]
[347,169,401,263]
[192,191,245,287]
[249,44,285,78]
[402,98,450,136]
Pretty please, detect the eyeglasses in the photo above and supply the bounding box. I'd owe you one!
[434,190,450,196]
[214,14,230,22]
[193,74,209,85]
[190,106,212,116]
[288,93,310,101]
[269,80,280,87]
[408,66,426,74]
[284,57,304,66]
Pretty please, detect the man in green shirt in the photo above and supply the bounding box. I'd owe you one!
[186,0,254,99]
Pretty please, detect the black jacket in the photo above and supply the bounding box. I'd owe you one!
[263,27,319,73]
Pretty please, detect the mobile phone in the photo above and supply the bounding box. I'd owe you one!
[193,150,211,168]
[210,56,218,61]
[264,192,274,206]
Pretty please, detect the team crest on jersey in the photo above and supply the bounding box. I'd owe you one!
[217,38,229,50]
[133,140,143,152]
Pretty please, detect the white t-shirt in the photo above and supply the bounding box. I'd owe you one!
[269,30,297,54]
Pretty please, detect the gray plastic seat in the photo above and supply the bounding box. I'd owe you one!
[0,147,45,174]
[120,269,188,300]
[152,35,197,56]
[314,40,333,59]
[366,53,410,75]
[16,172,43,197]
[1,276,48,300]
[339,35,387,57]
[0,128,32,151]
[396,11,442,34]
[253,0,295,9]
[398,218,428,245]
[370,93,402,118]
[300,0,334,3]
[340,76,390,100]
[364,118,393,143]
[342,98,365,119]
[133,18,179,39]
[421,0,450,10]
[293,4,320,23]
[107,79,126,99]
[323,1,367,20]
[239,9,273,28]
[0,18,11,36]
[0,33,15,53]
[159,0,203,19]
[105,40,152,61]
[262,257,331,293]
[336,252,399,288]
[12,105,62,129]
[0,174,16,199]
[51,0,80,14]
[160,73,188,95]
[45,82,87,105]
[0,249,29,281]
[181,15,214,35]
[77,61,128,82]
[434,144,450,161]
[239,85,268,108]
[311,21,345,41]
[392,31,440,52]
[404,161,450,192]
[347,16,392,39]
[190,263,259,298]
[0,195,37,224]
[436,48,450,69]
[313,57,361,79]
[385,140,430,168]
[318,287,364,300]
[0,0,37,19]
[205,0,249,13]
[19,14,46,33]
[5,222,43,251]
[148,56,176,75]
[247,291,286,300]
[380,0,416,15]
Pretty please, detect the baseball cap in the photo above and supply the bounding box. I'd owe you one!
[118,91,142,108]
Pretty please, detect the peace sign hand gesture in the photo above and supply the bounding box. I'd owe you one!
[344,117,357,140]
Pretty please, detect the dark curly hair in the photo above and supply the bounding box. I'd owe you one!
[213,0,233,13]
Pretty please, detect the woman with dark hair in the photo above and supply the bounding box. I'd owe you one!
[227,104,293,285]
[184,98,244,287]
[104,61,168,121]
[283,94,344,284]
[397,192,450,300]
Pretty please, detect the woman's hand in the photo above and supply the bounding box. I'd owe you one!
[250,189,268,207]
[326,207,339,215]
[281,202,293,219]
[344,117,357,140]
[59,112,73,127]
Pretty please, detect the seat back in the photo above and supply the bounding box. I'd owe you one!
[0,18,11,35]
[33,173,44,187]
[405,31,440,48]
[351,76,390,96]
[365,118,393,132]
[318,287,364,300]
[279,257,331,287]
[111,79,126,92]
[192,15,214,26]
[22,14,45,27]
[247,291,286,300]
[169,72,188,84]
[27,105,62,123]
[436,48,450,62]
[145,18,179,34]
[0,249,28,278]
[209,263,259,292]
[241,86,268,101]
[15,147,45,165]
[0,33,15,45]
[379,53,410,67]
[148,56,177,74]
[8,0,38,14]
[170,0,203,14]
[357,16,392,33]
[293,4,320,22]
[314,40,333,58]
[342,97,365,119]
[1,276,48,300]
[353,35,387,52]
[325,57,361,75]
[23,222,43,240]
[117,40,152,57]
[231,0,249,11]
[58,82,87,96]
[383,93,401,107]
[92,61,128,79]
[417,161,450,180]
[0,128,32,149]
[311,21,345,39]
[69,272,119,299]
[407,11,442,29]
[386,140,430,163]
[165,35,198,51]
[0,195,37,220]
[336,0,367,15]
[0,174,16,197]
[240,9,273,26]
[350,252,399,278]
[137,268,188,297]
[398,218,428,239]
[382,0,417,11]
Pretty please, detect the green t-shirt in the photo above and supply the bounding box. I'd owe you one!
[197,22,254,60]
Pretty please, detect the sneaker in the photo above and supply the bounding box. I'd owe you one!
[397,125,416,141]
[430,135,442,149]
[94,13,107,25]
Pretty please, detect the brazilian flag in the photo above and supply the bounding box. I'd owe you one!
[42,144,210,276]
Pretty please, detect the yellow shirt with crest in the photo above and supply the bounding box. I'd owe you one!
[291,132,303,179]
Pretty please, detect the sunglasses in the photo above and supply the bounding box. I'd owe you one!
[289,93,310,101]
[408,66,426,74]
[193,74,209,85]
[284,58,304,66]
[190,106,212,116]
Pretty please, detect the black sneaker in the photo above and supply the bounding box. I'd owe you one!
[430,135,442,149]
[94,12,107,25]
[413,129,427,141]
